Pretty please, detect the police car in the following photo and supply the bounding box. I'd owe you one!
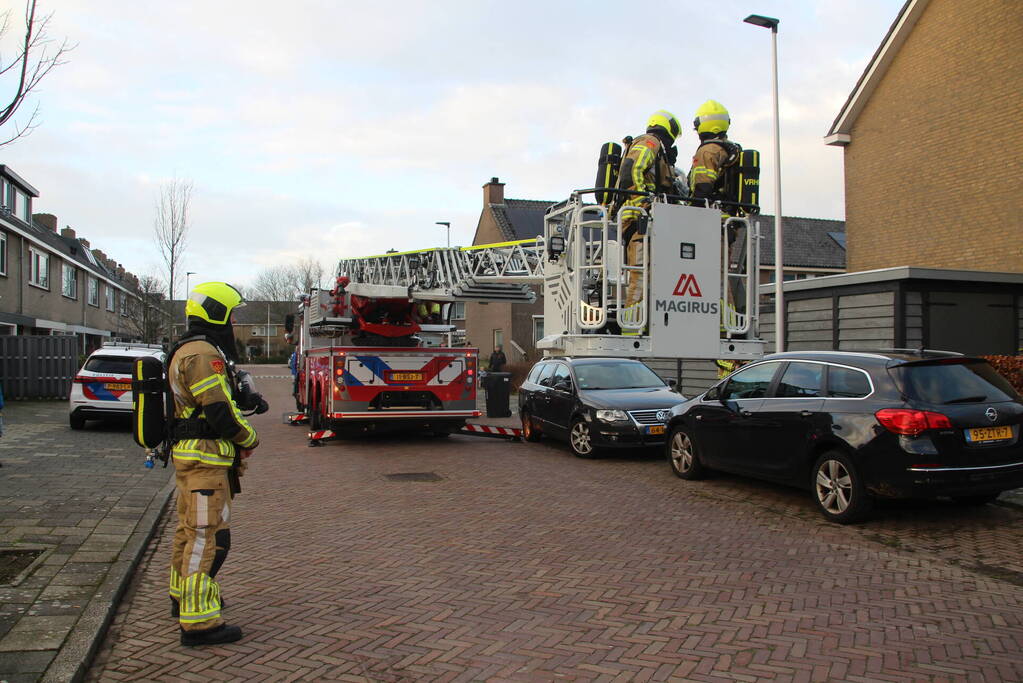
[68,342,165,430]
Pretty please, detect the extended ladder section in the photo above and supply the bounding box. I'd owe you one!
[336,240,545,303]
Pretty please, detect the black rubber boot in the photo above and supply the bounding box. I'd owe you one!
[180,623,243,646]
[171,597,225,618]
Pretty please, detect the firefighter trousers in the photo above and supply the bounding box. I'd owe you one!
[619,210,649,321]
[169,458,231,631]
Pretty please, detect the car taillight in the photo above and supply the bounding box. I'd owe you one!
[875,408,952,436]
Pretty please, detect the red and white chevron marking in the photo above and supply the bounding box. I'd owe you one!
[460,424,522,438]
[308,429,335,441]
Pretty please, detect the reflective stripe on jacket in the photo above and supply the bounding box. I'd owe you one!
[169,340,258,466]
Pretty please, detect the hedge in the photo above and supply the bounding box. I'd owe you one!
[982,355,1023,395]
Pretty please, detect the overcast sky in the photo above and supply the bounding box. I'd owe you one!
[1,0,902,295]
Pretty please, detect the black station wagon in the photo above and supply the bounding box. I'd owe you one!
[519,357,685,457]
[665,350,1023,523]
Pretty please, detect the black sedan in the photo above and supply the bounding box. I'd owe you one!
[518,357,685,457]
[665,350,1023,523]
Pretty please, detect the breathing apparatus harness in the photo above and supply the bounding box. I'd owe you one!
[133,335,268,477]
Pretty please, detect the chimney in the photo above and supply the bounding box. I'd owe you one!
[93,249,107,263]
[78,238,91,248]
[34,213,58,232]
[61,227,76,240]
[483,176,505,206]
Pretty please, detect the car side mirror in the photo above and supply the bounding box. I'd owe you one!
[705,383,724,402]
[555,378,572,392]
[668,378,678,391]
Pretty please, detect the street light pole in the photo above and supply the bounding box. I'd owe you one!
[744,14,785,352]
[436,221,451,248]
[184,271,196,338]
[266,302,270,359]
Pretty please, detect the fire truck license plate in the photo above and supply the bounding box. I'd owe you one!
[105,382,131,391]
[966,426,1012,443]
[389,372,423,382]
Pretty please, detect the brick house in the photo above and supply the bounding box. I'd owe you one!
[169,299,293,361]
[465,177,846,365]
[825,0,1023,273]
[0,165,149,353]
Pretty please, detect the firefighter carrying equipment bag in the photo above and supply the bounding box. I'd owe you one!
[131,355,167,449]
[595,141,623,207]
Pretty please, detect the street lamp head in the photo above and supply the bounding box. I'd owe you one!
[435,221,450,227]
[744,14,779,32]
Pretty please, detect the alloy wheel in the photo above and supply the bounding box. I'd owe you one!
[670,431,694,473]
[570,421,593,456]
[815,458,852,515]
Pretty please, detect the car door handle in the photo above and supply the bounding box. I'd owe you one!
[740,409,753,417]
[695,415,703,421]
[800,410,813,417]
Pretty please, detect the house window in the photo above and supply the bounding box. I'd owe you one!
[0,231,6,275]
[251,325,278,336]
[493,328,503,350]
[106,286,115,311]
[120,292,128,316]
[29,247,49,288]
[14,190,28,222]
[0,323,15,335]
[62,262,77,299]
[532,316,544,344]
[87,277,99,306]
[451,301,466,320]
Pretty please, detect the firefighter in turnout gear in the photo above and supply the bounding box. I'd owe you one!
[688,100,738,205]
[168,282,259,646]
[617,110,682,333]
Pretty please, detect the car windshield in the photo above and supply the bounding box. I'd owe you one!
[83,355,136,375]
[892,359,1020,404]
[574,361,664,390]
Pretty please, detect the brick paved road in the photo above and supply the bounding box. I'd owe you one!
[87,374,1023,682]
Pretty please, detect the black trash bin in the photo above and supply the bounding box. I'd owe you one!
[483,372,512,418]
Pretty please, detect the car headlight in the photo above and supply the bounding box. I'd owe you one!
[595,409,629,423]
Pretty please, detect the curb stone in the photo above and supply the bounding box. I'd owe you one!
[41,477,176,683]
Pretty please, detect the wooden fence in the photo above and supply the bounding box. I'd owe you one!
[0,335,78,400]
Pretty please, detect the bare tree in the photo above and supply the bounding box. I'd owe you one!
[126,274,168,344]
[293,256,327,293]
[0,1,73,147]
[250,264,297,303]
[154,178,193,314]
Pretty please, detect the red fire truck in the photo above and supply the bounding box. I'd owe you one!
[287,282,482,438]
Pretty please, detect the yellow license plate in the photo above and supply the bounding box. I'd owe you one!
[966,425,1012,443]
[647,425,666,435]
[105,383,130,391]
[390,372,423,382]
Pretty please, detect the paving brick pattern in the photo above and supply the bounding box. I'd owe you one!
[0,399,173,682]
[86,375,1023,681]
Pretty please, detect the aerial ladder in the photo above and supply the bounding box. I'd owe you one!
[334,190,766,361]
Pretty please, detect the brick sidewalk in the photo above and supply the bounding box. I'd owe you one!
[85,373,1023,681]
[0,399,174,682]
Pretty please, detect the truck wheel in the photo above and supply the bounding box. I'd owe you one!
[521,410,542,442]
[310,394,324,431]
